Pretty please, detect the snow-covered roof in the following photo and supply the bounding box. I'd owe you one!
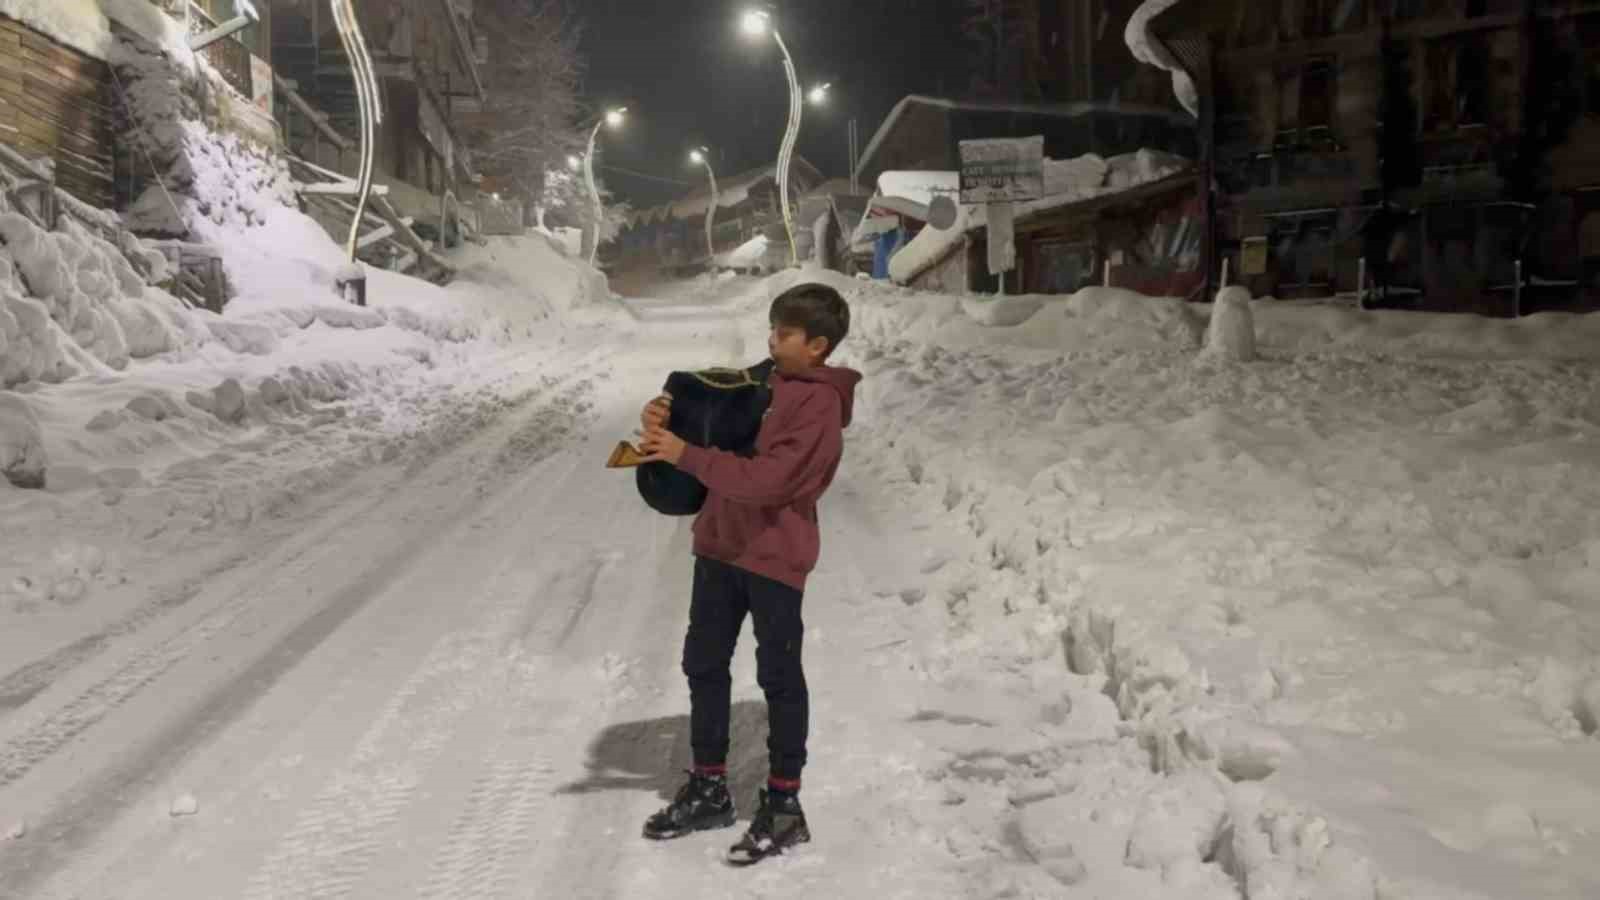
[888,150,1192,285]
[878,171,960,210]
[852,94,1195,187]
[628,157,824,228]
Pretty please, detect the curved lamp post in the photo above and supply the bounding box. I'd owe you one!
[584,107,627,267]
[330,0,382,304]
[689,147,719,263]
[741,8,801,267]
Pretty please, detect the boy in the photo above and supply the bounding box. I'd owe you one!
[636,282,861,865]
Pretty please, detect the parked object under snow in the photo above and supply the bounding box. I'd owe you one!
[1203,286,1257,361]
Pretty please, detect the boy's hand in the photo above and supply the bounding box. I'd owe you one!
[639,425,687,466]
[640,394,672,432]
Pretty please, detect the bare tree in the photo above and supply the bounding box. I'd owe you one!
[463,0,586,206]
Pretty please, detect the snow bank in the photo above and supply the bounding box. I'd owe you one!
[0,393,46,488]
[754,270,1600,896]
[1253,301,1600,362]
[116,40,296,240]
[0,211,197,388]
[1126,0,1199,117]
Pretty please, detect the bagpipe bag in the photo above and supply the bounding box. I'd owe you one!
[636,358,776,516]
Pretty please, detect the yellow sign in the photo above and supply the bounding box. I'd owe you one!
[1241,237,1268,276]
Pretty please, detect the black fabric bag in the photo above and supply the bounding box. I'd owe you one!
[637,359,775,516]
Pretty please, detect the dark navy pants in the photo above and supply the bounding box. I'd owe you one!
[683,556,808,780]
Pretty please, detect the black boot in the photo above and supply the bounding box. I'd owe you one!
[726,789,810,865]
[642,771,737,840]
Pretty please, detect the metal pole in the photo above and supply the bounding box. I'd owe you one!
[1514,258,1523,318]
[331,0,382,306]
[584,118,604,267]
[772,29,801,267]
[700,158,719,263]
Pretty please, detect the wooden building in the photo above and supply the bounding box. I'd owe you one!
[1145,0,1600,315]
[0,15,117,209]
[270,0,485,206]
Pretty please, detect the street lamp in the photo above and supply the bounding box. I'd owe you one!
[567,154,582,172]
[689,146,719,263]
[329,0,382,305]
[807,82,831,105]
[583,106,627,267]
[740,7,802,267]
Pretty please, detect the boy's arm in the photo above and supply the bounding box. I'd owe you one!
[676,390,842,507]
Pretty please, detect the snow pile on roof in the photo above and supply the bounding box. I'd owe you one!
[878,171,961,209]
[888,149,1191,284]
[719,234,770,269]
[0,0,193,65]
[1126,0,1199,117]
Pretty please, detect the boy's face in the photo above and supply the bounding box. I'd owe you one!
[769,322,829,374]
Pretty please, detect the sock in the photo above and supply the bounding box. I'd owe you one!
[767,776,801,796]
[694,764,727,779]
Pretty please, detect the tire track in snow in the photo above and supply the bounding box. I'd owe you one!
[0,369,607,898]
[238,393,609,900]
[419,757,555,900]
[242,599,525,900]
[416,487,639,899]
[0,376,601,794]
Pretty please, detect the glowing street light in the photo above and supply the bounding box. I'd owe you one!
[740,6,802,266]
[567,154,582,171]
[689,146,719,262]
[583,106,627,267]
[741,9,770,36]
[808,82,831,105]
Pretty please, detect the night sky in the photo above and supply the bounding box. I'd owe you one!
[578,0,968,208]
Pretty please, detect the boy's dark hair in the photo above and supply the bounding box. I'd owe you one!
[769,283,850,358]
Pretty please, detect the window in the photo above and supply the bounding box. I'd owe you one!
[1423,37,1490,130]
[1303,0,1365,38]
[1301,59,1336,134]
[1589,53,1600,117]
[1455,40,1490,126]
[1233,2,1275,47]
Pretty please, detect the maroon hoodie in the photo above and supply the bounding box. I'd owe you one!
[675,364,863,591]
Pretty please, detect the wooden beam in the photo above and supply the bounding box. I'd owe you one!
[273,72,353,151]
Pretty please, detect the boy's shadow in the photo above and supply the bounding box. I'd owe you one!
[556,700,771,803]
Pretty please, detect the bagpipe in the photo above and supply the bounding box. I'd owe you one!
[607,359,776,516]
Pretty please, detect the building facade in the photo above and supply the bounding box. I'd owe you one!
[1150,0,1600,315]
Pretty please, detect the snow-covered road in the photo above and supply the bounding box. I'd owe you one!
[0,284,964,899]
[8,266,1600,899]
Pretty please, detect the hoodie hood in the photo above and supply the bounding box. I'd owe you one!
[778,364,862,427]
